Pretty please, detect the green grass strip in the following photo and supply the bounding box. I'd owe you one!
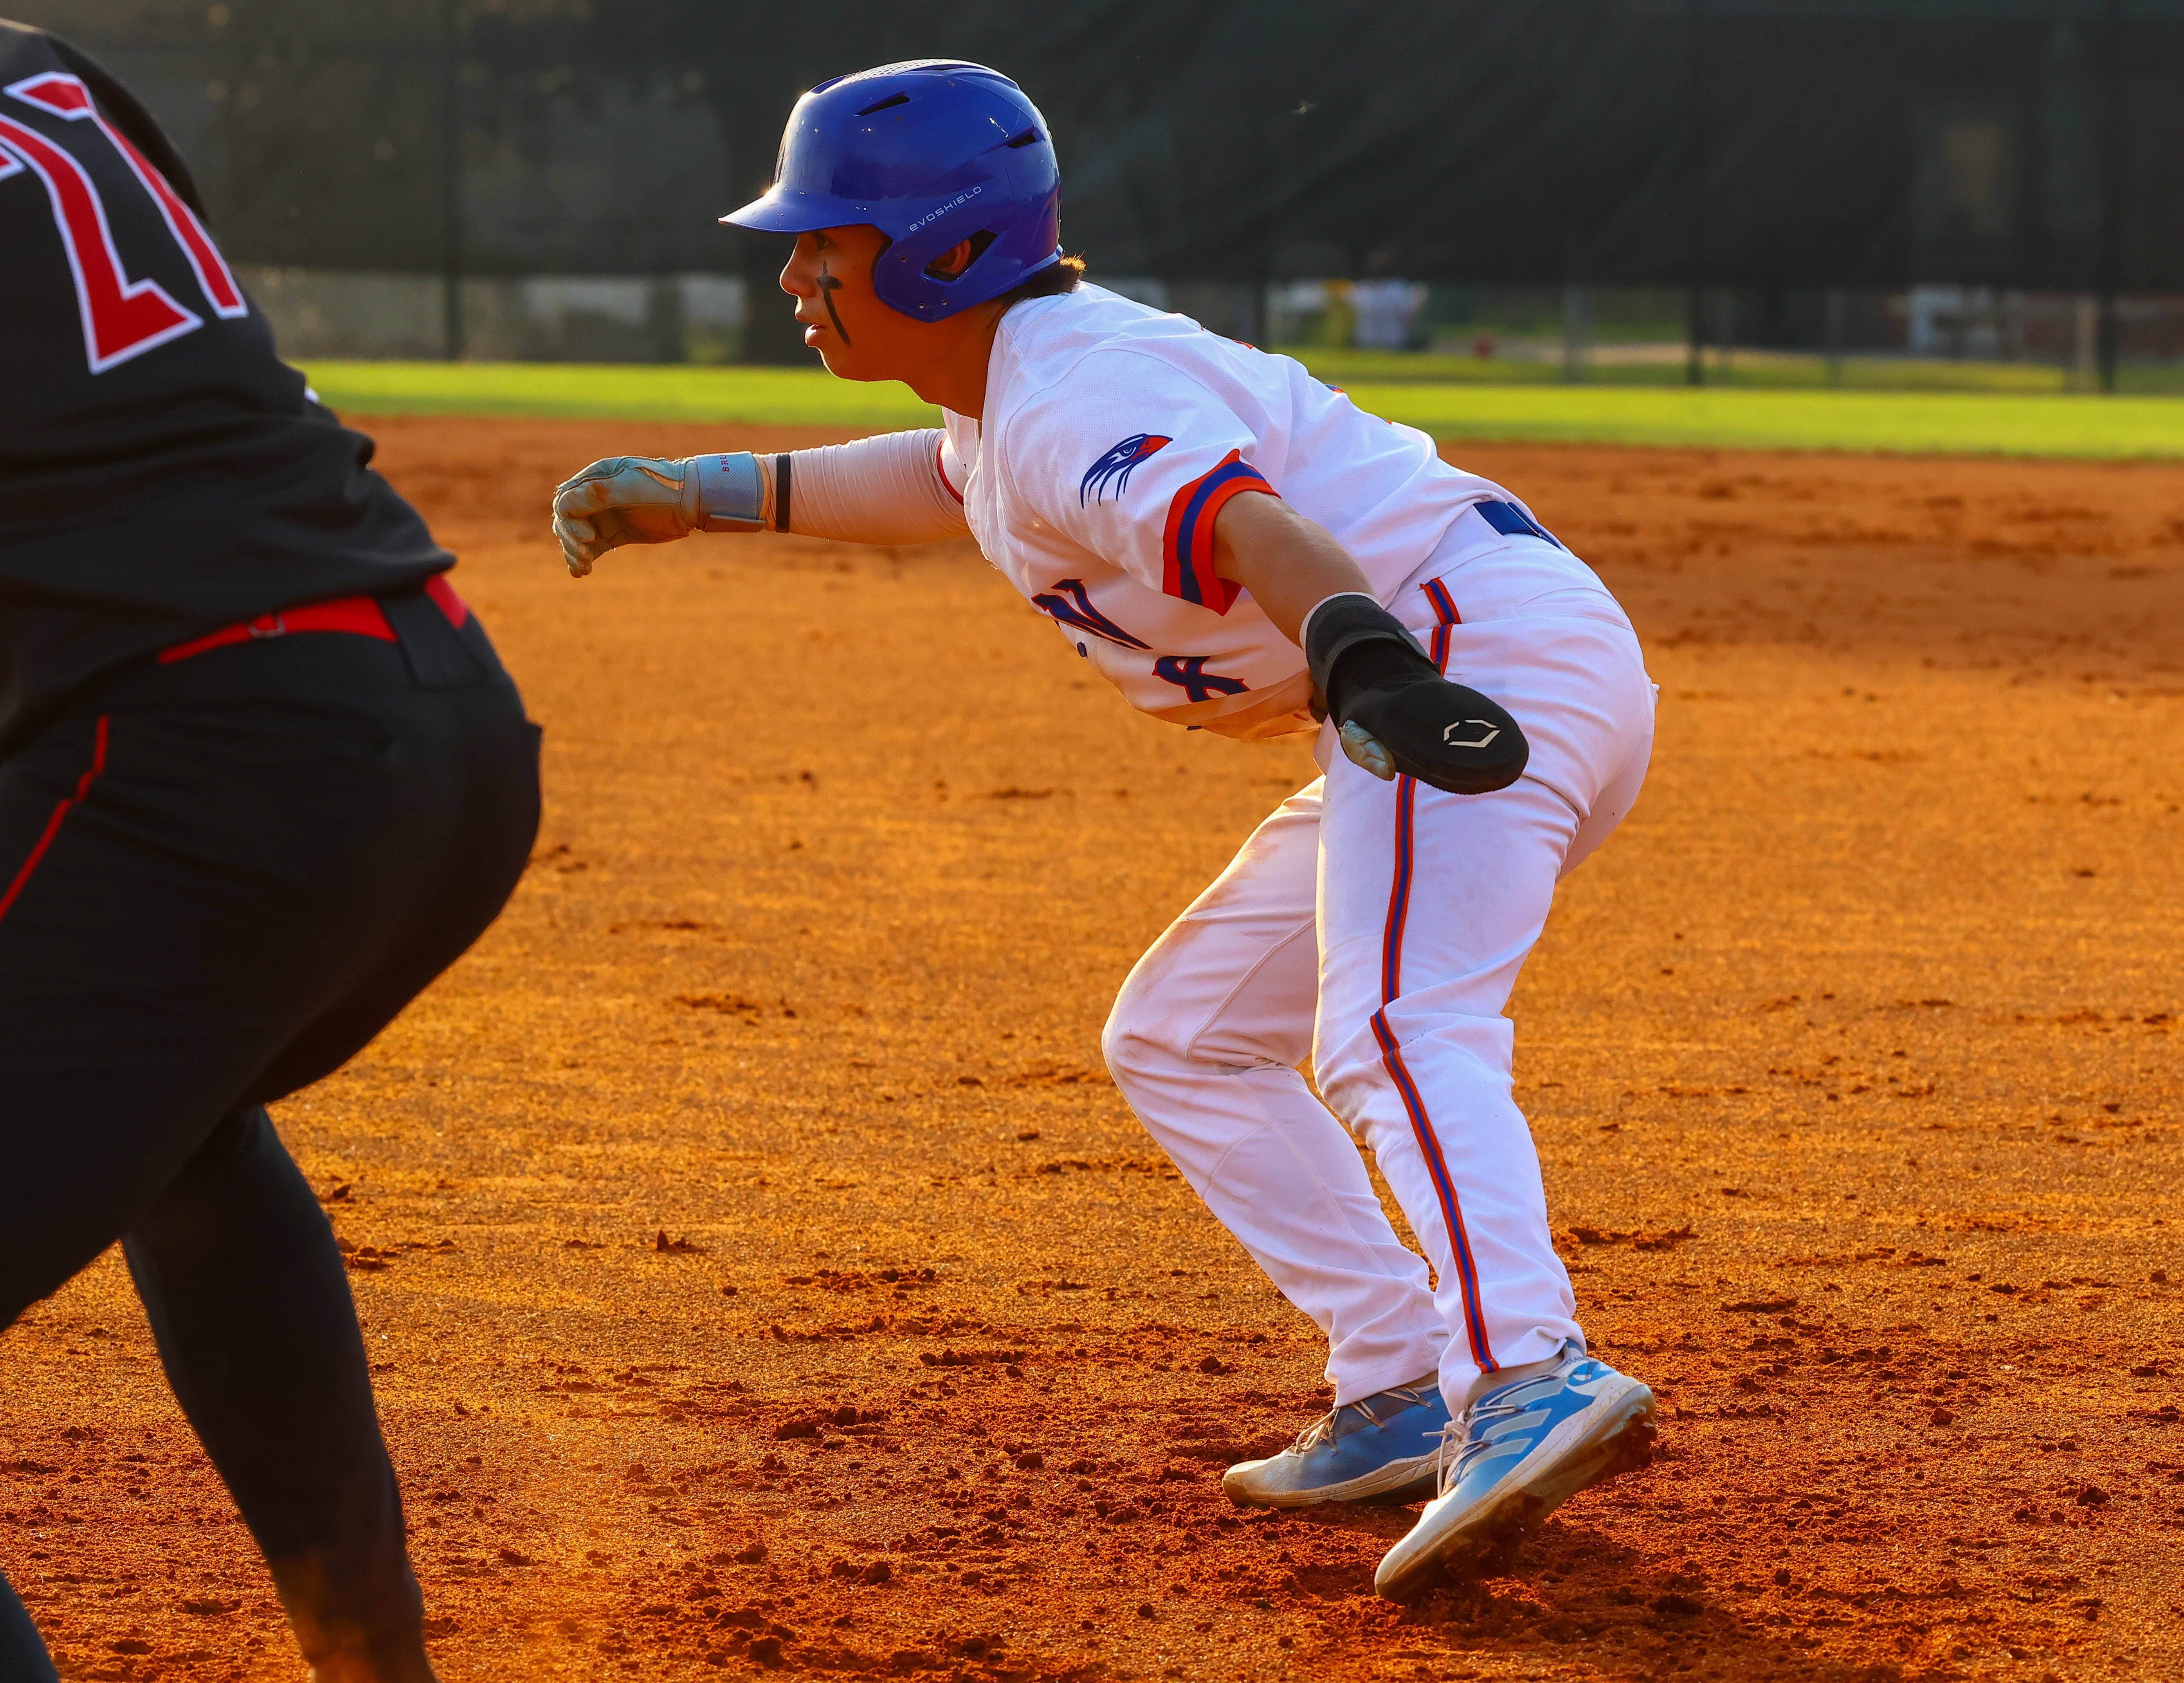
[303,359,2184,459]
[1296,346,2184,393]
[1345,384,2184,458]
[302,359,939,428]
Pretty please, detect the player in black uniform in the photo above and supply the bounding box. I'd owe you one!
[0,22,539,1683]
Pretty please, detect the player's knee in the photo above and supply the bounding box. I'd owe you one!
[1100,988,1178,1087]
[1099,1004,1148,1084]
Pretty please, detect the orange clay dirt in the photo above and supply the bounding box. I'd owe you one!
[3,417,2182,1683]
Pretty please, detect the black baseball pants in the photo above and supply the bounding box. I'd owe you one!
[0,586,539,1679]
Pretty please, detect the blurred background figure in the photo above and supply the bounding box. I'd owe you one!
[1350,279,1427,351]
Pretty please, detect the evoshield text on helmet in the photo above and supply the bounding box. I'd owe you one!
[722,60,1063,322]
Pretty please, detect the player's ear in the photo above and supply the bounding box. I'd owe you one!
[923,236,984,281]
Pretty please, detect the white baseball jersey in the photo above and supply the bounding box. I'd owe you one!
[936,284,1524,740]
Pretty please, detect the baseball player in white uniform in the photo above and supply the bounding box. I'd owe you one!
[550,60,1658,1597]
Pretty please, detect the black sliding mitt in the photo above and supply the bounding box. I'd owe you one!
[1304,593,1529,795]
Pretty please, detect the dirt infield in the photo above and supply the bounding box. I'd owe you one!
[4,418,2181,1683]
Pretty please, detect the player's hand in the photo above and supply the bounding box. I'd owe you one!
[1305,593,1528,795]
[1337,671,1528,795]
[551,456,696,576]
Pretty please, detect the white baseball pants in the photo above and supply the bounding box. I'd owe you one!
[1103,505,1655,1410]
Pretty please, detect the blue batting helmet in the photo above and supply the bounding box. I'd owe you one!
[722,60,1062,322]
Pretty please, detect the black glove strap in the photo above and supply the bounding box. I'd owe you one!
[1303,593,1438,722]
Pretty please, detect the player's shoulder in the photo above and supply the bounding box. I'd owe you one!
[0,15,62,69]
[0,17,102,76]
[1000,285,1274,387]
[1001,282,1191,346]
[991,285,1279,435]
[0,20,202,209]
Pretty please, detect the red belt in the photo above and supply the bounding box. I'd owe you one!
[160,574,469,665]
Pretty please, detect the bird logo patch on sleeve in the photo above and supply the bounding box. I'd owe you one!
[1079,433,1171,505]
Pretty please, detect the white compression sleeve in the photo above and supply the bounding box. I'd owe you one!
[762,429,970,545]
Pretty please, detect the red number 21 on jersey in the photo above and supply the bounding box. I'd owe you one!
[0,71,247,373]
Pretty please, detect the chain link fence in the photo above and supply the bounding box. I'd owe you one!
[13,0,2183,383]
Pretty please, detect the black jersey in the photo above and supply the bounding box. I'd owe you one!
[0,22,450,750]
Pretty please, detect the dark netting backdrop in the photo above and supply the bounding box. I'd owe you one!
[7,0,2181,289]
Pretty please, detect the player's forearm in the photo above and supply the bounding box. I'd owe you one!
[751,430,968,545]
[553,430,967,575]
[1210,491,1377,645]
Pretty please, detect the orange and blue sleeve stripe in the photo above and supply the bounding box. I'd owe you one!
[1160,450,1276,615]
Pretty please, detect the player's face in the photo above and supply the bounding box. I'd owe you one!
[779,225,900,380]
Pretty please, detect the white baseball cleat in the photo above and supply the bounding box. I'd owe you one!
[1221,1380,1450,1508]
[1373,1342,1656,1601]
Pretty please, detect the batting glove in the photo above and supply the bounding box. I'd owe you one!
[1303,593,1529,795]
[550,452,767,576]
